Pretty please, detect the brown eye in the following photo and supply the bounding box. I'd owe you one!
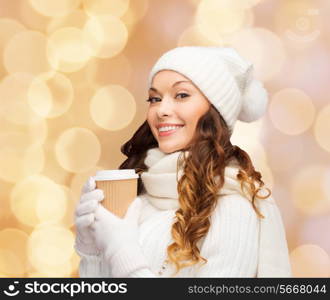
[176,93,189,99]
[146,97,161,103]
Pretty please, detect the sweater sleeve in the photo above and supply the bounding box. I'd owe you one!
[256,196,292,277]
[194,193,260,277]
[77,244,156,278]
[77,252,112,277]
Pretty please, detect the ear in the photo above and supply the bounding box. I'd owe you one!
[124,197,142,224]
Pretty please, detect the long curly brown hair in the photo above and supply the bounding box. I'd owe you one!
[119,105,271,275]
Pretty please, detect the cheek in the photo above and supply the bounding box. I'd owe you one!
[185,121,198,138]
[181,106,208,137]
[146,110,158,137]
[182,110,200,129]
[146,109,154,126]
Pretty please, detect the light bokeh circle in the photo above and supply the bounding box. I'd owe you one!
[0,133,44,183]
[0,228,29,276]
[29,0,81,17]
[299,216,330,255]
[10,175,68,227]
[28,72,74,118]
[47,27,93,73]
[48,27,93,63]
[229,27,286,81]
[27,225,75,275]
[0,73,43,125]
[47,10,88,34]
[195,0,247,43]
[84,15,128,58]
[0,19,26,76]
[290,244,330,277]
[36,184,70,225]
[90,85,136,131]
[83,0,130,18]
[121,0,149,33]
[55,127,101,172]
[4,30,53,75]
[291,165,330,216]
[0,117,48,149]
[314,105,330,153]
[269,88,315,135]
[0,18,26,46]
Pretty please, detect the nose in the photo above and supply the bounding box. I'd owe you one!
[156,97,174,118]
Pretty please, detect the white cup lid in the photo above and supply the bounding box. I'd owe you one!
[94,169,139,181]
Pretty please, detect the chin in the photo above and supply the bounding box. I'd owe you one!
[158,143,182,154]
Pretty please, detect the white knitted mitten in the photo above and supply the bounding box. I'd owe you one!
[74,177,104,256]
[90,197,149,277]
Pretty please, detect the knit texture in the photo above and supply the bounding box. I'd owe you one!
[78,148,291,277]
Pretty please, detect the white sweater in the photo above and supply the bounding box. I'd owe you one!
[78,147,292,277]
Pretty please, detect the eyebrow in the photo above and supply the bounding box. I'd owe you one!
[149,80,192,93]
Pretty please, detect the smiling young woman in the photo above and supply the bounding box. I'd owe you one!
[146,71,210,154]
[74,46,291,278]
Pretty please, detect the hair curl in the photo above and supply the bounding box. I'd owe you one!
[119,105,271,275]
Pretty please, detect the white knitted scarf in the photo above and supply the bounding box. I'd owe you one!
[140,147,245,210]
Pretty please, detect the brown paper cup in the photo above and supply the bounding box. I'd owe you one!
[96,178,137,218]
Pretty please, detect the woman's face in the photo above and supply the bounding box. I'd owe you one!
[147,70,210,154]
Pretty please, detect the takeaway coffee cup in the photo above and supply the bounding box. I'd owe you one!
[94,169,139,218]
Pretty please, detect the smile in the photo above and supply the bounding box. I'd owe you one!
[158,125,184,137]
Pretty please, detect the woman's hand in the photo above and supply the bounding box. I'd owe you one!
[90,197,141,258]
[74,176,104,256]
[90,197,150,277]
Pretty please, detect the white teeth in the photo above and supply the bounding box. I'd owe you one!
[158,126,183,132]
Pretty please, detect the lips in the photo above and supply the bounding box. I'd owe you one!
[157,125,184,137]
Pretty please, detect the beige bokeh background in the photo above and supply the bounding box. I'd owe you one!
[0,0,329,277]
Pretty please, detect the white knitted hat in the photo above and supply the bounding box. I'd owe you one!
[148,46,268,133]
